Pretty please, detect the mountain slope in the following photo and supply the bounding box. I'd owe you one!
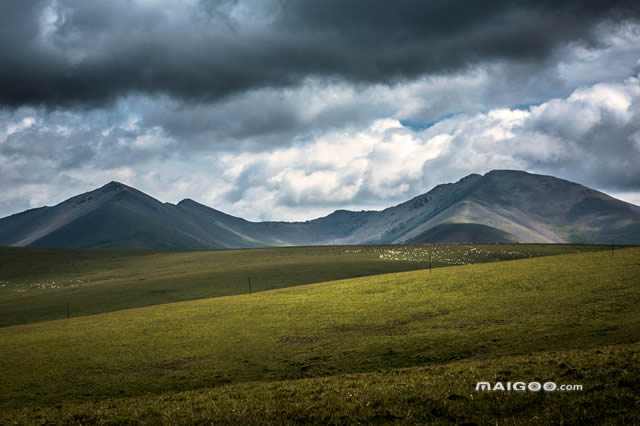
[0,183,215,250]
[1,170,639,249]
[406,223,517,244]
[464,170,640,244]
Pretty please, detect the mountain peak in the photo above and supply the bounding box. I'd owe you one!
[101,181,129,191]
[460,173,482,180]
[2,170,639,249]
[176,198,231,216]
[484,169,529,176]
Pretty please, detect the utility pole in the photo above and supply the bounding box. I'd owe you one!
[248,277,252,294]
[66,302,70,319]
[612,240,614,256]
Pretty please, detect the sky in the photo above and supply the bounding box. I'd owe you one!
[2,0,640,221]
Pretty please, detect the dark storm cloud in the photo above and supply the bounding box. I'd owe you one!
[137,85,384,151]
[1,0,639,107]
[0,105,176,174]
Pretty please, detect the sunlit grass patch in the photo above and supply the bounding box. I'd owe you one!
[1,247,638,416]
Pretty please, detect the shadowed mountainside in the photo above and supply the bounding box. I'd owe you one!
[1,170,639,249]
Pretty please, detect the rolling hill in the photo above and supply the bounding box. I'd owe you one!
[1,248,639,423]
[0,244,605,327]
[1,170,639,249]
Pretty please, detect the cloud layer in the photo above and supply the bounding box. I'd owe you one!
[3,75,639,221]
[2,0,640,106]
[205,76,640,220]
[1,1,640,220]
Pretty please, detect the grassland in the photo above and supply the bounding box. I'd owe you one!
[0,244,607,327]
[1,246,639,424]
[2,342,638,425]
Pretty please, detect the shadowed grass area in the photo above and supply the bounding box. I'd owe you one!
[0,247,638,415]
[0,244,608,327]
[2,342,638,424]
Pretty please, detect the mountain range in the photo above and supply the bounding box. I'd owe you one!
[1,170,639,249]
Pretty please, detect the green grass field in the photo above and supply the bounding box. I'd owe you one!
[2,342,638,425]
[0,244,606,327]
[1,245,639,424]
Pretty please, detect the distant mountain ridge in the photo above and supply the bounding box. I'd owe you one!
[1,170,639,249]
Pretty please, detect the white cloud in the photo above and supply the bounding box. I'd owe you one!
[2,117,36,143]
[4,74,640,221]
[189,74,640,220]
[2,22,640,220]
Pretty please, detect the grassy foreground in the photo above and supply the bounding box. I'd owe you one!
[1,247,638,421]
[2,342,638,424]
[0,244,607,327]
